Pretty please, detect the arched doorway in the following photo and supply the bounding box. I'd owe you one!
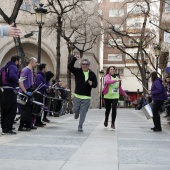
[1,43,55,73]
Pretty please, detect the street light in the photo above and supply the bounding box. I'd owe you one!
[146,70,150,90]
[99,70,104,109]
[35,3,47,64]
[154,45,161,72]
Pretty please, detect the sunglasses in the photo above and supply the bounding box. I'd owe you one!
[82,63,89,66]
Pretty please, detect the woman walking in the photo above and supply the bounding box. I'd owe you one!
[150,72,167,132]
[103,66,127,129]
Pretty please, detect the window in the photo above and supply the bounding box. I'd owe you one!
[127,18,149,29]
[129,39,139,46]
[164,32,170,43]
[134,52,146,59]
[130,68,140,75]
[13,0,40,10]
[98,10,102,15]
[110,0,124,2]
[115,68,124,75]
[98,0,103,3]
[165,1,170,13]
[108,54,123,61]
[127,2,148,14]
[114,24,124,31]
[126,54,133,59]
[108,39,122,47]
[109,9,124,17]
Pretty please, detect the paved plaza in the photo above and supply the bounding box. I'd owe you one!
[0,108,170,170]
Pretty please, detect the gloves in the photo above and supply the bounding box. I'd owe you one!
[26,92,32,96]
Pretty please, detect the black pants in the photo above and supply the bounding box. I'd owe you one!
[0,89,17,131]
[104,99,118,124]
[152,100,164,129]
[20,98,32,128]
[34,93,43,124]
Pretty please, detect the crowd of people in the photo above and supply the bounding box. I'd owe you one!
[1,23,170,135]
[0,56,72,134]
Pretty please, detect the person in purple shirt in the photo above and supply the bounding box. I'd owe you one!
[149,72,166,132]
[18,57,38,131]
[34,64,50,127]
[0,55,22,135]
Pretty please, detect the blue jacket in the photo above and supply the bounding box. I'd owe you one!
[35,71,49,94]
[151,78,165,101]
[5,61,18,88]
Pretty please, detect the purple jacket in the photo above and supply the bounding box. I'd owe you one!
[5,61,18,88]
[35,71,49,94]
[19,67,33,92]
[151,78,165,100]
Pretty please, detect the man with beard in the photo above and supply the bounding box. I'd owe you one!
[0,55,25,135]
[34,64,50,127]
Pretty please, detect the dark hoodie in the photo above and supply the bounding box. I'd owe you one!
[35,71,49,94]
[5,61,18,88]
[68,57,98,97]
[151,78,166,100]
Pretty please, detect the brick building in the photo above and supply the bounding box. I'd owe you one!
[99,0,160,102]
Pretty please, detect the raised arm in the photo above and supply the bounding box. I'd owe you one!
[68,55,79,74]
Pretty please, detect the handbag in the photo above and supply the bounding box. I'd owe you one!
[142,103,153,119]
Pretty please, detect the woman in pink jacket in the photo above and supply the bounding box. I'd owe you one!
[102,66,127,129]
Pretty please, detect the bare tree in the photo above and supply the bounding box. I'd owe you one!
[0,0,27,67]
[60,1,102,112]
[102,0,160,93]
[46,0,82,80]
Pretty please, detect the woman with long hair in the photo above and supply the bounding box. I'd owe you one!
[150,72,166,132]
[103,66,127,129]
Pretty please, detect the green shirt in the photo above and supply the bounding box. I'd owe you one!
[74,71,91,99]
[104,76,120,99]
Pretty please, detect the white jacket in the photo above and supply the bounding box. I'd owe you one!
[0,25,8,37]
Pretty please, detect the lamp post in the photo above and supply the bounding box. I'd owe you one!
[144,60,148,88]
[154,45,161,72]
[35,3,47,64]
[99,70,104,109]
[146,70,150,90]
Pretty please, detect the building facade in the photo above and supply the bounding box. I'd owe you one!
[99,0,160,102]
[0,0,103,108]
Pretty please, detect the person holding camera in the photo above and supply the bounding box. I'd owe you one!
[102,66,128,129]
[0,23,21,38]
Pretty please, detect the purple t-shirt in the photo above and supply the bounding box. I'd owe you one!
[19,67,33,92]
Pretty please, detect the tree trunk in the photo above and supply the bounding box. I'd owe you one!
[79,51,84,58]
[56,15,62,80]
[67,45,73,114]
[14,37,27,67]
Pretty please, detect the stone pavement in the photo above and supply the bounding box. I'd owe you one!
[0,108,170,170]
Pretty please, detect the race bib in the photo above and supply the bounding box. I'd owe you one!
[112,88,118,93]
